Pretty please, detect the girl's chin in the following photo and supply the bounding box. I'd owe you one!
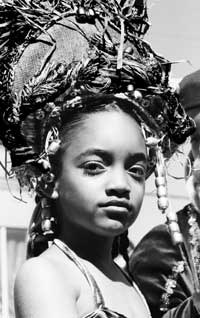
[98,219,131,236]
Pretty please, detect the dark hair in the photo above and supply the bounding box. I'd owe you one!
[112,230,131,272]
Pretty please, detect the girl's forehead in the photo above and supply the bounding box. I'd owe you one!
[70,110,141,138]
[63,110,146,156]
[88,108,139,125]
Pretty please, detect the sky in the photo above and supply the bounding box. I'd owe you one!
[145,0,200,82]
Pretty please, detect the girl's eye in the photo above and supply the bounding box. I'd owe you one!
[83,162,106,175]
[128,165,146,180]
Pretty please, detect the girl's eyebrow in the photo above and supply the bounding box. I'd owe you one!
[75,148,147,163]
[75,148,111,162]
[128,153,147,164]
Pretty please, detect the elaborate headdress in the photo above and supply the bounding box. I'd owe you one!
[0,0,195,203]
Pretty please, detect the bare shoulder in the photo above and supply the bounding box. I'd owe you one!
[14,254,79,318]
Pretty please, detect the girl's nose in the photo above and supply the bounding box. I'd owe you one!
[105,168,131,197]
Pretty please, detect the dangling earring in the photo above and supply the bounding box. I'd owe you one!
[37,171,59,199]
[26,197,57,258]
[41,197,57,236]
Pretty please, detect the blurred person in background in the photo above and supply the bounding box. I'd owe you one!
[130,69,200,318]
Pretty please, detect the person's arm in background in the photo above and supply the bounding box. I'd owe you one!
[130,223,200,318]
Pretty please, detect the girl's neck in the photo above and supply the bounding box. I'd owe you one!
[58,225,114,268]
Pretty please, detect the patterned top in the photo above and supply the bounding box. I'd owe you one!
[53,239,151,318]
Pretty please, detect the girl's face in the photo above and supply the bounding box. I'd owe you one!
[56,110,147,237]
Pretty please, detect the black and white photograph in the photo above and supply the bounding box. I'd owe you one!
[0,1,200,317]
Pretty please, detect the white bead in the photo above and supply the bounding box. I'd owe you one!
[125,47,133,55]
[157,186,167,197]
[155,165,165,177]
[78,7,85,15]
[167,211,178,222]
[168,222,180,232]
[51,190,59,199]
[88,8,95,16]
[158,197,169,210]
[146,137,160,147]
[38,159,51,170]
[133,90,142,99]
[171,232,183,245]
[41,219,51,232]
[155,176,165,187]
[47,140,60,155]
[127,84,134,92]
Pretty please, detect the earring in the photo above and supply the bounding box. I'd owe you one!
[37,172,59,199]
[41,197,57,236]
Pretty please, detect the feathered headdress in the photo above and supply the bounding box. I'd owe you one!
[0,0,195,192]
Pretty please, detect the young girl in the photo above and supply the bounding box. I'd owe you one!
[0,1,194,318]
[15,94,151,318]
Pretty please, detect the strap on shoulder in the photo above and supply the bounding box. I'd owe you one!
[53,238,105,307]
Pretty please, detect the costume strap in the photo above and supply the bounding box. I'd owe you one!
[53,238,105,307]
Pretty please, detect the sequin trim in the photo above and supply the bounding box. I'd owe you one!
[160,261,185,312]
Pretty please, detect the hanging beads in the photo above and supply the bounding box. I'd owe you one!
[154,145,183,245]
[166,211,183,245]
[154,145,169,212]
[41,198,56,236]
[145,137,168,212]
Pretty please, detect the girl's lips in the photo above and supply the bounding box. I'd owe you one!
[102,206,130,215]
[99,200,131,211]
[99,201,133,222]
[102,207,130,223]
